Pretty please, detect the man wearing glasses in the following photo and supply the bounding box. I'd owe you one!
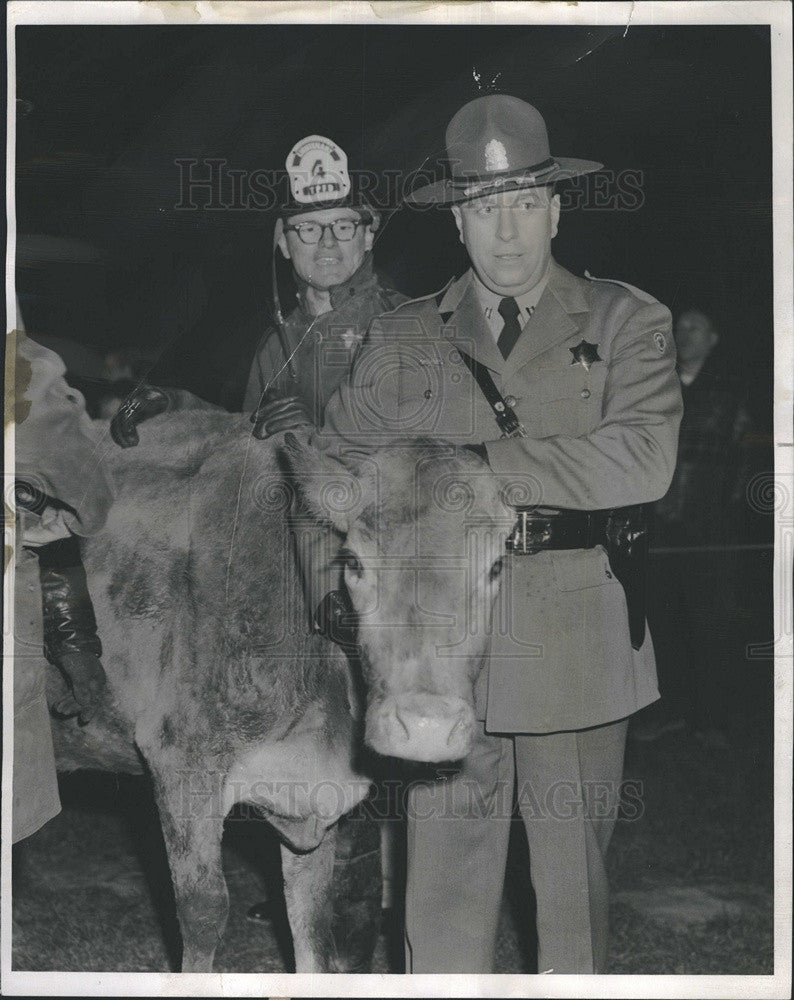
[244,133,405,437]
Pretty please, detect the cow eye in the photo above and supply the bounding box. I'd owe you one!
[341,548,363,581]
[489,557,504,583]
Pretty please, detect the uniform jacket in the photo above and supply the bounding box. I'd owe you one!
[319,260,683,732]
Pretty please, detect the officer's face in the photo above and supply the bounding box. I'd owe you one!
[675,310,718,363]
[278,207,374,292]
[452,186,560,297]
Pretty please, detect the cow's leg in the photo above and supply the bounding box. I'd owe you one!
[146,758,229,972]
[280,825,337,972]
[329,803,382,972]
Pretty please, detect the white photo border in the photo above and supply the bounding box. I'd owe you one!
[3,2,792,997]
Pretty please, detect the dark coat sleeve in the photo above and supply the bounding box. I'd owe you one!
[36,535,102,662]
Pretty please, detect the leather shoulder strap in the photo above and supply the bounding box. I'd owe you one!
[453,346,526,438]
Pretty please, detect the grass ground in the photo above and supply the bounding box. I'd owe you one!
[11,692,773,975]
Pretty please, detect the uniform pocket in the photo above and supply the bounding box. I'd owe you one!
[485,546,637,733]
[551,545,618,592]
[535,367,607,438]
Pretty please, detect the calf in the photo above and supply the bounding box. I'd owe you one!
[49,411,371,972]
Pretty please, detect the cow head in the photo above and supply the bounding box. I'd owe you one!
[283,435,513,763]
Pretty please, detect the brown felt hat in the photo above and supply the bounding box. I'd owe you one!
[406,95,602,206]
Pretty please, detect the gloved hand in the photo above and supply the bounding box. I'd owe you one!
[110,384,170,448]
[315,589,358,649]
[251,389,312,439]
[52,651,107,725]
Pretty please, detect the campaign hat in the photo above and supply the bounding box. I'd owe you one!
[406,95,602,206]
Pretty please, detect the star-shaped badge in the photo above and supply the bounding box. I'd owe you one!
[340,327,363,350]
[569,340,602,372]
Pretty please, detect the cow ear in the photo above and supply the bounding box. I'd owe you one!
[280,432,363,534]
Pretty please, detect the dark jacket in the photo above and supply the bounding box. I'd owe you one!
[242,254,406,416]
[654,352,752,545]
[243,253,407,620]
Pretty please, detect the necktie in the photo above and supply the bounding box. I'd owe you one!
[497,297,522,359]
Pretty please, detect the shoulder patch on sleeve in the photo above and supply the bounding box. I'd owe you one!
[653,331,668,354]
[584,270,658,304]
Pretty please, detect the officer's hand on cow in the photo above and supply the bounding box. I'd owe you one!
[250,388,313,439]
[110,383,170,448]
[52,651,107,725]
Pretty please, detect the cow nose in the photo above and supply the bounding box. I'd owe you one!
[365,693,475,763]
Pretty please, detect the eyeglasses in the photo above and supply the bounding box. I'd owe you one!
[283,216,371,245]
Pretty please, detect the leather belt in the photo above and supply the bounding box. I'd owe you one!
[504,503,650,650]
[506,507,613,554]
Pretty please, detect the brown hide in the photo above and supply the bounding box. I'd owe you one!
[50,410,365,838]
[46,410,376,972]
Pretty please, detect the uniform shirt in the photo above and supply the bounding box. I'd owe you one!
[242,253,406,420]
[321,262,682,509]
[472,267,550,340]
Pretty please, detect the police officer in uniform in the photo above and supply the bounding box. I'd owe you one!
[316,95,683,973]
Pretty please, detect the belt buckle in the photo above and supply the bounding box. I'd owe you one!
[508,510,530,554]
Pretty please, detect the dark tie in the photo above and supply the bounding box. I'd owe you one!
[497,296,522,359]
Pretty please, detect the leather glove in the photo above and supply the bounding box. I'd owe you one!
[39,536,102,661]
[251,389,312,439]
[52,651,107,725]
[314,589,359,649]
[462,443,488,464]
[110,383,170,448]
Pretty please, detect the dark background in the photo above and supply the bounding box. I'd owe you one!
[15,23,773,419]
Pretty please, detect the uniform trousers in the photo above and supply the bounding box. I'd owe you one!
[404,715,628,973]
